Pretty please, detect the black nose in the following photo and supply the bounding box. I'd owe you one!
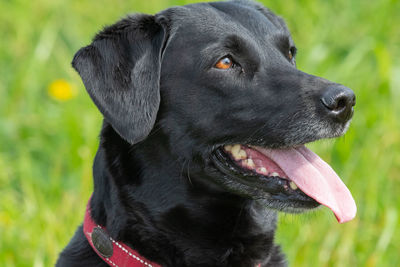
[320,85,356,123]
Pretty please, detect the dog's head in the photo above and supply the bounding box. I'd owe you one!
[73,0,356,223]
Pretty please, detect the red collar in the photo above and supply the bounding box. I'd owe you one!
[84,196,262,267]
[83,197,161,267]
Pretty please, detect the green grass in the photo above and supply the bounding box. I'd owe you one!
[0,0,399,266]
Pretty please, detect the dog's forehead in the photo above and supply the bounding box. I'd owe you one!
[162,1,290,45]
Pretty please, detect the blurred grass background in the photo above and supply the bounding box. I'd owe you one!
[0,0,399,266]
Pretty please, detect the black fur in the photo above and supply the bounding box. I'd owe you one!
[57,1,354,266]
[72,14,166,144]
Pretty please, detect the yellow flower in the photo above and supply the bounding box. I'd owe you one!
[48,79,77,101]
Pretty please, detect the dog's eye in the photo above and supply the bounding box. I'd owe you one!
[288,47,296,61]
[215,56,233,69]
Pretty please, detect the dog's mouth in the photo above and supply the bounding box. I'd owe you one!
[211,144,356,223]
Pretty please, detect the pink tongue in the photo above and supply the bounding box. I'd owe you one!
[255,146,356,223]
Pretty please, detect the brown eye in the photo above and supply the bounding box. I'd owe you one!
[288,47,296,62]
[215,57,233,69]
[288,49,293,61]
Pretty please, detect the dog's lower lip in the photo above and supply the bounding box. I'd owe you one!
[212,146,310,196]
[211,146,320,210]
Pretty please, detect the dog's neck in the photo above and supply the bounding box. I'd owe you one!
[89,124,286,266]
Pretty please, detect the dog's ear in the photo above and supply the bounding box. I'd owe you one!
[72,14,167,144]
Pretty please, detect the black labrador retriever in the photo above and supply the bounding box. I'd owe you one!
[57,0,356,266]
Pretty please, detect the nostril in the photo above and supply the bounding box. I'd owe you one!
[336,97,347,111]
[320,85,355,123]
[320,95,339,111]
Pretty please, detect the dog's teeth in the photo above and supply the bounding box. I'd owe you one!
[245,158,255,168]
[224,145,233,151]
[289,181,298,190]
[271,172,279,177]
[238,149,247,159]
[231,144,240,152]
[231,144,246,160]
[258,167,268,174]
[231,144,240,156]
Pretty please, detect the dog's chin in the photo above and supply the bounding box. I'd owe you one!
[210,145,320,213]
